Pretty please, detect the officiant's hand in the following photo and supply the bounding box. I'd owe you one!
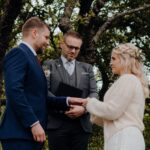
[65,105,85,118]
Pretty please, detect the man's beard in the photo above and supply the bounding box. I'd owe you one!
[36,48,43,54]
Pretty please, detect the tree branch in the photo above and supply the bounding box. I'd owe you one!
[93,4,150,43]
[93,0,106,15]
[79,0,93,16]
[59,0,78,33]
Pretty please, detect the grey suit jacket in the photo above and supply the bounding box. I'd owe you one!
[43,58,98,133]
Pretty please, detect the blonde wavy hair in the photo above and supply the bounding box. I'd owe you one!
[112,43,149,98]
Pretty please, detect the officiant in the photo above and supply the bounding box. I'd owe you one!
[43,30,98,150]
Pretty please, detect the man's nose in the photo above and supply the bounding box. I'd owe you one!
[47,40,50,45]
[70,48,76,53]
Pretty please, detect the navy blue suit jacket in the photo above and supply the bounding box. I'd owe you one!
[0,43,68,140]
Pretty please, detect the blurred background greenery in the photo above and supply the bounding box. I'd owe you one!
[0,0,150,149]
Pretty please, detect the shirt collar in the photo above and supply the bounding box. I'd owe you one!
[61,55,75,65]
[21,41,37,56]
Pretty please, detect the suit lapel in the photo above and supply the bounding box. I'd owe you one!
[19,43,47,82]
[55,58,66,82]
[76,61,82,88]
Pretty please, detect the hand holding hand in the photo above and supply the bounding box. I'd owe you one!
[31,123,46,143]
[68,97,87,106]
[65,105,86,119]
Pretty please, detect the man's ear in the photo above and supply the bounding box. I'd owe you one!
[59,39,64,49]
[32,28,38,39]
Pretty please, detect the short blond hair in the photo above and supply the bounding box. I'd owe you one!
[22,17,50,37]
[63,31,83,42]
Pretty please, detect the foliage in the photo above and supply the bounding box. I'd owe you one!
[0,0,150,113]
[144,115,150,149]
[88,125,103,150]
[0,0,150,149]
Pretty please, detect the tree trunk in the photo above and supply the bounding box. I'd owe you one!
[0,0,24,104]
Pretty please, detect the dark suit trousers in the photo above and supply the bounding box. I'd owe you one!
[1,139,44,150]
[47,119,91,150]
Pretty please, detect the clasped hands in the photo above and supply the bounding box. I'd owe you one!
[31,97,88,143]
[65,97,88,119]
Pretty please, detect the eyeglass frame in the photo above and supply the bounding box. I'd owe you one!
[64,41,81,51]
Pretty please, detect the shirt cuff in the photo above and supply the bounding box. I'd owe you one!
[30,121,40,127]
[66,97,70,106]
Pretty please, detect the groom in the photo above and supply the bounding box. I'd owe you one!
[0,17,79,150]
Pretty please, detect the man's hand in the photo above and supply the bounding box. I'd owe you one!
[65,105,86,119]
[31,123,46,143]
[68,97,88,106]
[68,97,86,105]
